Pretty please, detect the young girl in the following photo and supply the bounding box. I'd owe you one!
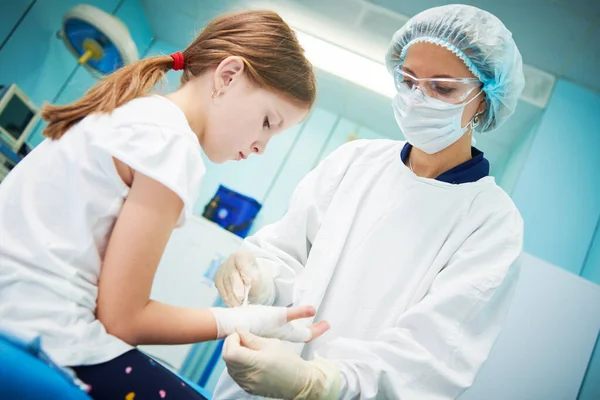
[0,10,329,399]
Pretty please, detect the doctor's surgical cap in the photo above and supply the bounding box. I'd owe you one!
[386,5,525,132]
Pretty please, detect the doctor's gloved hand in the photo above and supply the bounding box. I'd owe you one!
[215,251,275,307]
[223,329,341,400]
[209,305,330,342]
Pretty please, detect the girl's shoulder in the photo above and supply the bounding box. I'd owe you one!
[108,95,192,136]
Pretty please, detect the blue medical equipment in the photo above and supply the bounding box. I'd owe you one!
[58,5,138,77]
[202,185,262,238]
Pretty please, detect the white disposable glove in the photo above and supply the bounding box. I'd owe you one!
[215,251,275,307]
[222,329,341,400]
[209,305,320,342]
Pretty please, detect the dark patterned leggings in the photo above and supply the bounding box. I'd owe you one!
[71,349,208,400]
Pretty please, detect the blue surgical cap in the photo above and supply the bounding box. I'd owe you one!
[386,4,525,132]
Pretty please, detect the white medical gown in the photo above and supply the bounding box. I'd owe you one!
[214,139,523,400]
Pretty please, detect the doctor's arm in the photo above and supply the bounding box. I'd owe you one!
[323,207,523,399]
[216,143,354,308]
[223,207,524,400]
[318,210,522,400]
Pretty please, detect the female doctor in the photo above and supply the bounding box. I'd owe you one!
[213,5,525,399]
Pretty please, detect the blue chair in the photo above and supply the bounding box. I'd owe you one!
[0,331,91,400]
[0,331,213,400]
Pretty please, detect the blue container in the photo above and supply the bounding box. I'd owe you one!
[202,185,262,238]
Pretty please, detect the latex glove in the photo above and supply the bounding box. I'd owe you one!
[209,305,328,343]
[222,329,341,400]
[215,251,275,307]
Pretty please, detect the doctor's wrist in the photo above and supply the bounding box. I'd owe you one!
[294,358,342,400]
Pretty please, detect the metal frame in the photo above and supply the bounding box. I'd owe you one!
[0,83,39,152]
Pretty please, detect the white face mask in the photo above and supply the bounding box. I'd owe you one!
[392,85,482,154]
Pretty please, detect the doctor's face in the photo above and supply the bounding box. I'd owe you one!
[401,42,486,127]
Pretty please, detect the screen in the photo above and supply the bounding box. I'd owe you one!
[0,95,35,140]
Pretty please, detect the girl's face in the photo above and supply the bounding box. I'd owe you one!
[201,57,309,164]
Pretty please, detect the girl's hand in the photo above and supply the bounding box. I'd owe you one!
[209,304,329,342]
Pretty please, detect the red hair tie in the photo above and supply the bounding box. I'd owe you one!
[170,52,185,71]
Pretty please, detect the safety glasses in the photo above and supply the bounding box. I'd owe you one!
[394,66,482,105]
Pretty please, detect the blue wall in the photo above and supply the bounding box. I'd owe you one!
[512,79,600,281]
[582,218,600,284]
[580,332,600,400]
[510,79,600,400]
[0,0,153,146]
[579,216,600,399]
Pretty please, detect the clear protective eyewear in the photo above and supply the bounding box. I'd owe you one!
[394,66,482,105]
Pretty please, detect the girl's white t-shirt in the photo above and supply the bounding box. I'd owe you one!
[0,95,205,366]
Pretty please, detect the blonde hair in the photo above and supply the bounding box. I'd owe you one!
[42,10,316,139]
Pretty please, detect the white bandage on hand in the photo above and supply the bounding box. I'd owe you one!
[209,305,312,342]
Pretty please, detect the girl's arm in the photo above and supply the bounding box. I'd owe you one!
[97,170,323,346]
[97,170,218,345]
